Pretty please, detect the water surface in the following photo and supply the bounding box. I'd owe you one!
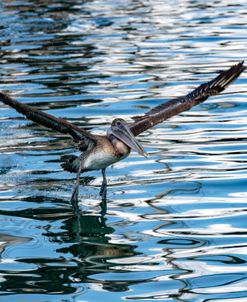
[0,1,247,301]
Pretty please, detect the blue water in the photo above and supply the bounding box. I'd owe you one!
[0,1,247,301]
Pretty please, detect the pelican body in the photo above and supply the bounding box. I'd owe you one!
[0,62,245,208]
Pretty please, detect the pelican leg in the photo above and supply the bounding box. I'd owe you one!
[99,168,107,197]
[99,168,107,215]
[70,164,82,212]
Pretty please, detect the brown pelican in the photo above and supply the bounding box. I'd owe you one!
[0,62,245,207]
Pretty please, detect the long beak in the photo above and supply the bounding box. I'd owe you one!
[113,124,147,157]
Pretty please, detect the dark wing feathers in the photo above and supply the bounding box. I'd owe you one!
[0,92,96,143]
[130,61,245,136]
[0,62,244,142]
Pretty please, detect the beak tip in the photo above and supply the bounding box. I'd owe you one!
[140,151,148,157]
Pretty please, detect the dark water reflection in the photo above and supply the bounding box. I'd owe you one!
[1,0,247,301]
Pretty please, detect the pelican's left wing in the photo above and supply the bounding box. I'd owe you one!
[0,92,96,143]
[130,61,245,136]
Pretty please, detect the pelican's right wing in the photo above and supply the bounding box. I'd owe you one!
[130,61,245,136]
[0,92,96,143]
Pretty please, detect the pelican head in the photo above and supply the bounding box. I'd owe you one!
[108,118,147,157]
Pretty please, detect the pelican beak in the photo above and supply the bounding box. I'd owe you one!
[112,122,147,157]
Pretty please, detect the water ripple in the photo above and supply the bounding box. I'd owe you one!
[0,0,247,301]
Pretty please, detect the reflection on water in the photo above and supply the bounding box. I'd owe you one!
[1,0,247,301]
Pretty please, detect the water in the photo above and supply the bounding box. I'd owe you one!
[0,0,247,301]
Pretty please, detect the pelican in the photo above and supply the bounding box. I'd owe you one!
[0,62,245,206]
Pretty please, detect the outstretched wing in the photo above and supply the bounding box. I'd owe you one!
[0,92,96,143]
[130,61,245,136]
